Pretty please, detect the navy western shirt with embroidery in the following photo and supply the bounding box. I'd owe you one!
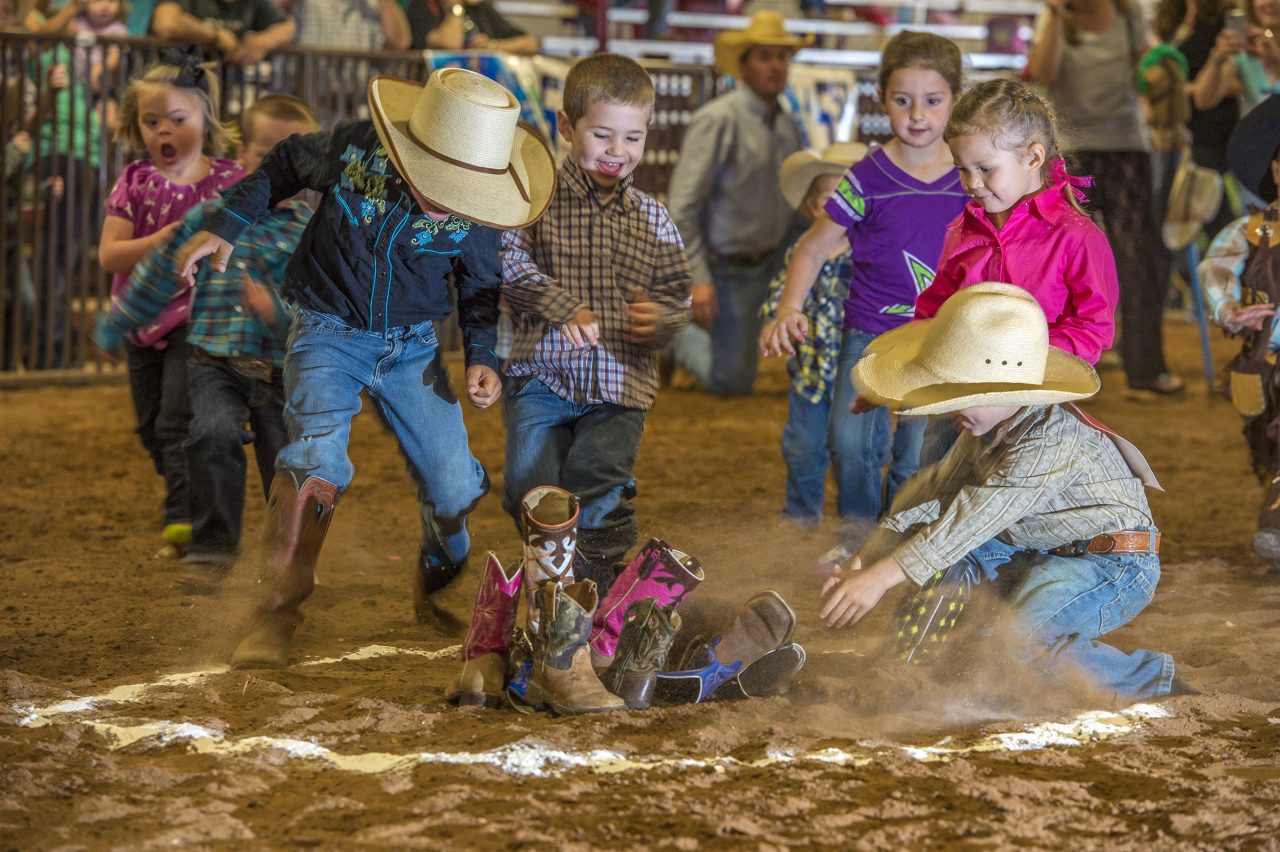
[202,120,500,371]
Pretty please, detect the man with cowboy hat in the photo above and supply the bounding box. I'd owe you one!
[176,67,555,668]
[666,10,812,396]
[820,282,1185,700]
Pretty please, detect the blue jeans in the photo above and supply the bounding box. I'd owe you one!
[277,309,488,565]
[829,327,927,527]
[781,385,832,523]
[185,353,287,560]
[502,376,646,571]
[943,536,1175,699]
[126,326,193,529]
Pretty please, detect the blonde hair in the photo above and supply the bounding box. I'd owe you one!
[946,79,1085,213]
[562,54,655,125]
[115,59,236,157]
[878,31,964,97]
[241,94,320,144]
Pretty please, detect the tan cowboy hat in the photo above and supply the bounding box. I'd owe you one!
[1163,151,1224,251]
[368,68,555,230]
[852,283,1100,415]
[713,11,814,79]
[779,141,868,211]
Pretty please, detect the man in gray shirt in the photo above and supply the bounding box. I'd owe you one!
[667,12,808,396]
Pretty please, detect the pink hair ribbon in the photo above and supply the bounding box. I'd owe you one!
[1050,157,1093,203]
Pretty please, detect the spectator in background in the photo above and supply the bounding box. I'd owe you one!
[1193,0,1280,116]
[288,0,411,50]
[1156,0,1240,238]
[407,0,538,54]
[666,12,810,396]
[151,0,296,66]
[1026,0,1184,396]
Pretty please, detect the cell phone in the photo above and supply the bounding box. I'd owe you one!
[1226,8,1248,38]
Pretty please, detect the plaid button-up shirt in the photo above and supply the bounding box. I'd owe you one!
[95,199,311,367]
[501,160,692,410]
[862,405,1156,585]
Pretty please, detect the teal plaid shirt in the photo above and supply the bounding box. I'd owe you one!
[94,199,311,366]
[760,243,851,403]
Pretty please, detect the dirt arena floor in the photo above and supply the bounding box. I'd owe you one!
[2,317,1279,849]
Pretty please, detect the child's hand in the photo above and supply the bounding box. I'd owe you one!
[46,63,69,92]
[819,555,896,629]
[759,308,807,357]
[691,282,717,330]
[240,267,277,323]
[11,131,30,156]
[177,230,235,285]
[560,308,599,348]
[466,364,502,408]
[624,287,661,343]
[849,394,878,415]
[1229,302,1276,331]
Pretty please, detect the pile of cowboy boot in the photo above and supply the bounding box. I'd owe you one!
[445,485,806,715]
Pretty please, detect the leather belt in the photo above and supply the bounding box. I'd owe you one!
[710,248,774,267]
[1049,530,1160,557]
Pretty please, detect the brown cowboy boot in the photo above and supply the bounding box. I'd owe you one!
[519,486,580,636]
[230,472,338,669]
[445,553,522,708]
[528,580,626,716]
[600,598,681,710]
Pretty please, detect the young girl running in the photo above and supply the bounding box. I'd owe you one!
[907,78,1119,466]
[98,50,243,558]
[760,31,969,533]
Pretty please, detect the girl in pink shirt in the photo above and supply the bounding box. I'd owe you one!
[916,78,1119,365]
[97,51,244,557]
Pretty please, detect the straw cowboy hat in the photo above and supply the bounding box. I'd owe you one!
[852,283,1100,415]
[779,141,868,211]
[368,68,555,230]
[1163,152,1224,251]
[713,11,814,79]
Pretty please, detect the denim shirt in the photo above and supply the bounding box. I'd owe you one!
[203,120,500,370]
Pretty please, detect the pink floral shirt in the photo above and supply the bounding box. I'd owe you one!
[914,181,1118,365]
[104,157,244,347]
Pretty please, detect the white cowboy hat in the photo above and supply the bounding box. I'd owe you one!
[1163,152,1224,251]
[713,11,814,80]
[852,283,1100,415]
[368,68,555,230]
[779,141,868,211]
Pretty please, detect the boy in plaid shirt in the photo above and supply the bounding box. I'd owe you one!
[94,95,320,579]
[501,54,692,589]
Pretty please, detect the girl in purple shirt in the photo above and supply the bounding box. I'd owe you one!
[760,32,969,531]
[97,52,243,558]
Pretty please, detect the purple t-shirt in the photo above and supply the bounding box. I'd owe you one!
[105,157,244,347]
[823,147,968,334]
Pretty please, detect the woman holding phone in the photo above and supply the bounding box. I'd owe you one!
[1193,0,1280,114]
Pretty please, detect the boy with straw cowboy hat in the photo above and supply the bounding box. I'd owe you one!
[175,67,555,668]
[666,11,812,396]
[820,282,1188,700]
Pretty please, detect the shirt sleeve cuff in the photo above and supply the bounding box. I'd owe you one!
[892,539,944,586]
[539,289,587,326]
[462,327,500,372]
[204,205,253,245]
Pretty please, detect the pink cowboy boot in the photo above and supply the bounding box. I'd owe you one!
[445,552,523,708]
[588,538,704,668]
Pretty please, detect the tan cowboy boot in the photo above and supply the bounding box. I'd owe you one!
[528,580,626,716]
[230,472,338,669]
[445,553,522,708]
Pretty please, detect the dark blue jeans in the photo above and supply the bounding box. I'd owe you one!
[126,326,193,529]
[184,352,288,560]
[502,375,646,570]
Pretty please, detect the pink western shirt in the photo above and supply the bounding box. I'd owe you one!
[914,182,1118,365]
